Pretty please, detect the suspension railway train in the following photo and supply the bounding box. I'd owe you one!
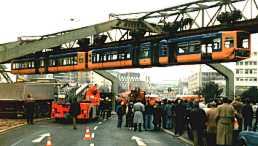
[11,30,250,74]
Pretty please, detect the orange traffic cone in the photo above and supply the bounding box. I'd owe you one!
[83,127,92,140]
[45,136,52,146]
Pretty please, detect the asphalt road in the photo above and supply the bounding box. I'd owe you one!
[0,116,190,146]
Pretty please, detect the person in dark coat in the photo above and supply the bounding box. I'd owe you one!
[144,101,154,130]
[116,101,124,128]
[253,107,258,131]
[69,99,81,130]
[153,101,162,131]
[241,99,253,131]
[126,102,134,130]
[189,102,207,146]
[174,99,186,136]
[24,94,35,124]
[161,99,168,128]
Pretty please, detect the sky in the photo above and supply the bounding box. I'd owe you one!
[0,0,257,83]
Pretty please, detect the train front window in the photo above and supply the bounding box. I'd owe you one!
[224,37,234,48]
[237,32,249,48]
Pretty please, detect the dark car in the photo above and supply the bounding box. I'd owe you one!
[238,131,258,146]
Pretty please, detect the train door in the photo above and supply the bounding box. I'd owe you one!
[201,39,212,62]
[152,42,159,66]
[158,40,169,65]
[132,46,140,66]
[139,42,152,66]
[168,43,177,64]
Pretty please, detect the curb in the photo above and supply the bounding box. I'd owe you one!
[161,128,193,146]
[0,118,50,135]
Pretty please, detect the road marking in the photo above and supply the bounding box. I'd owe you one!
[98,122,102,125]
[93,126,98,130]
[92,133,95,139]
[90,143,94,146]
[32,133,50,143]
[10,138,23,146]
[131,136,147,146]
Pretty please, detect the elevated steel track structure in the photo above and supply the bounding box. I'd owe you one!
[0,0,257,97]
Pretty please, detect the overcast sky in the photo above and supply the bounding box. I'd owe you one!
[0,0,257,83]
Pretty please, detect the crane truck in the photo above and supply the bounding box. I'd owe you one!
[51,83,101,121]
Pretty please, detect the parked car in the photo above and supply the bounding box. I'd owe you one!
[238,131,258,146]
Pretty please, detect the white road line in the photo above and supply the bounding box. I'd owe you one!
[131,136,147,146]
[90,143,94,146]
[91,133,95,139]
[10,138,23,146]
[98,122,102,125]
[93,126,98,130]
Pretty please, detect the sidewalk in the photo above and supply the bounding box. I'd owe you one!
[0,119,26,133]
[161,128,194,146]
[0,118,48,134]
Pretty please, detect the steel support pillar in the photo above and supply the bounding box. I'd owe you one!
[94,70,119,111]
[0,65,12,83]
[207,63,234,98]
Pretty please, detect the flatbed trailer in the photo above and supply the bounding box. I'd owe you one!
[0,82,56,118]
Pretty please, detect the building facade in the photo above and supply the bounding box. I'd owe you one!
[235,51,258,95]
[187,66,226,95]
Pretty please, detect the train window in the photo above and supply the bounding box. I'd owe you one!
[40,60,44,67]
[207,44,212,53]
[213,38,221,51]
[50,59,56,66]
[112,53,118,60]
[160,47,168,56]
[224,37,234,48]
[74,56,78,64]
[201,44,206,53]
[242,39,249,48]
[96,54,100,63]
[177,42,188,54]
[141,48,150,58]
[126,52,131,59]
[189,41,201,53]
[119,53,125,60]
[103,54,107,61]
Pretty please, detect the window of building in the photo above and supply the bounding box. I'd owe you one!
[245,61,248,65]
[245,78,248,81]
[240,62,243,65]
[240,78,243,81]
[249,61,253,65]
[239,69,244,74]
[236,69,239,74]
[254,61,257,65]
[236,62,239,65]
[245,69,249,74]
[254,78,257,81]
[236,78,240,81]
[254,52,257,56]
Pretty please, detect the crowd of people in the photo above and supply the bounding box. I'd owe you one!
[115,97,258,146]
